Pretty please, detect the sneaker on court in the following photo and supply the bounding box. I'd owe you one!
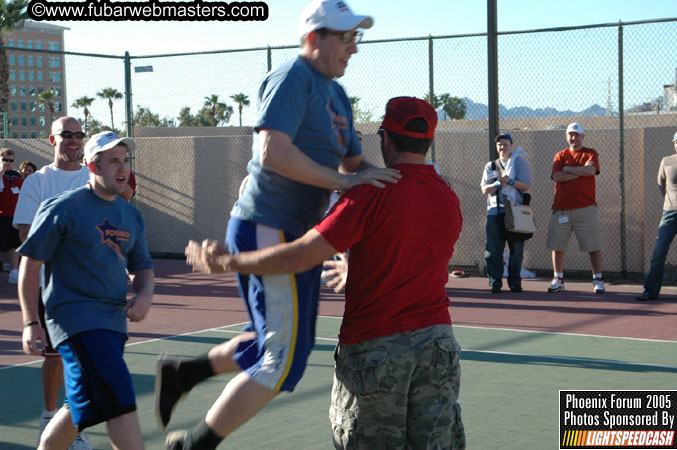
[8,269,18,284]
[593,279,606,294]
[37,413,53,446]
[165,429,191,450]
[69,432,91,450]
[547,277,564,293]
[155,354,186,429]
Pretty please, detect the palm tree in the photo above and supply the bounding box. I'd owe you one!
[71,96,95,134]
[0,0,29,115]
[230,93,250,127]
[37,89,57,125]
[97,88,123,130]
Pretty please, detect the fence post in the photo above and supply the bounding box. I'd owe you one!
[428,35,435,163]
[267,46,272,72]
[487,0,499,161]
[124,51,133,139]
[618,21,627,277]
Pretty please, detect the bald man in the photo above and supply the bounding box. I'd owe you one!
[13,116,92,449]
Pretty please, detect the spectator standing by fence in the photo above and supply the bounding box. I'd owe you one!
[0,148,23,284]
[546,123,605,294]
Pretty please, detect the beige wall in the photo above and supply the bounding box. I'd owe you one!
[3,125,676,276]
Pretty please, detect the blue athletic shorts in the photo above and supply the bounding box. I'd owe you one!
[57,329,136,431]
[226,217,321,392]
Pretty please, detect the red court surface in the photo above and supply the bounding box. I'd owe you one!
[1,259,675,368]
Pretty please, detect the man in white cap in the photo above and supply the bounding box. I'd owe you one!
[12,116,93,449]
[546,122,605,294]
[637,131,677,301]
[157,2,399,449]
[18,131,154,450]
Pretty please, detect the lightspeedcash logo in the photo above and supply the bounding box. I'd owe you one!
[28,0,269,22]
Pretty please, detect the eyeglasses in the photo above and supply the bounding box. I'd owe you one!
[323,29,363,44]
[55,131,86,139]
[2,158,14,163]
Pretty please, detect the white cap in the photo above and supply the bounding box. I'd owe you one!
[298,0,373,38]
[84,131,137,163]
[566,122,584,135]
[673,131,677,142]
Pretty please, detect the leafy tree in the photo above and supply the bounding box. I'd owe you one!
[348,96,373,123]
[37,89,57,125]
[424,92,466,120]
[202,95,233,126]
[230,93,250,127]
[0,0,29,115]
[134,105,175,127]
[97,87,123,130]
[87,118,119,135]
[71,96,95,134]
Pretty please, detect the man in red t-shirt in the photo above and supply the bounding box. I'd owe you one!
[183,97,465,449]
[546,122,605,294]
[0,148,23,284]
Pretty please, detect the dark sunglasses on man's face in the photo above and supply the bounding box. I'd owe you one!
[2,158,14,163]
[55,131,86,140]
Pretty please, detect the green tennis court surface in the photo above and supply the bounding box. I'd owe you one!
[2,316,675,449]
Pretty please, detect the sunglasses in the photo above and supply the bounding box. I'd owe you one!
[323,29,363,44]
[55,131,86,139]
[2,158,14,163]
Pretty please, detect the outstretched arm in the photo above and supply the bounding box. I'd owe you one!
[186,230,338,276]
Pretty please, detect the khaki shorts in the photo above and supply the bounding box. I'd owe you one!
[547,205,602,252]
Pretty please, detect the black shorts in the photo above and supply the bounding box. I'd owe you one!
[0,216,21,252]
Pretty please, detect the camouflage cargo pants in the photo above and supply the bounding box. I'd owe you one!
[329,324,465,449]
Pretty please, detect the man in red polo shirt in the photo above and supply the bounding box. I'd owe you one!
[0,148,23,284]
[546,122,605,294]
[181,97,465,449]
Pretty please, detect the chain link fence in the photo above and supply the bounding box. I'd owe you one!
[2,18,677,276]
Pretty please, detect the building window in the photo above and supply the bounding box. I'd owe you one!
[30,117,37,126]
[36,41,42,50]
[48,42,61,51]
[10,86,17,96]
[38,103,45,112]
[12,132,18,139]
[27,40,33,49]
[38,87,44,94]
[19,86,26,96]
[27,56,34,66]
[54,102,61,112]
[22,132,28,139]
[29,86,35,96]
[49,57,61,68]
[30,102,36,111]
[39,117,46,126]
[18,55,24,66]
[37,72,43,82]
[11,117,18,126]
[17,40,23,49]
[20,102,27,111]
[8,39,14,47]
[49,72,61,82]
[31,132,37,138]
[19,71,25,81]
[36,57,43,67]
[28,71,34,81]
[9,71,16,81]
[10,102,17,111]
[9,55,15,65]
[21,117,27,126]
[53,87,61,96]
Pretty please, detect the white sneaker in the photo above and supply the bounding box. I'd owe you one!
[37,413,53,446]
[8,269,18,284]
[69,432,92,450]
[548,277,564,293]
[593,279,606,294]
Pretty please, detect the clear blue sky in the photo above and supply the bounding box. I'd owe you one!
[52,0,676,56]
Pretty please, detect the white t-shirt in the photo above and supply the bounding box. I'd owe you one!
[13,163,90,228]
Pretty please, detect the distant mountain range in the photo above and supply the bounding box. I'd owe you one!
[460,97,611,120]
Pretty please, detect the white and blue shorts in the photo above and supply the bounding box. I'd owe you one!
[226,217,321,392]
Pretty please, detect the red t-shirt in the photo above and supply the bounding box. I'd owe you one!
[551,147,600,210]
[0,173,23,217]
[315,164,463,344]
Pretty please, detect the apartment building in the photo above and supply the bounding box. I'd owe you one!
[5,21,69,138]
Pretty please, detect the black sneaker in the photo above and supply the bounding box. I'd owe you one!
[165,430,191,450]
[509,286,523,293]
[155,354,186,429]
[491,285,501,294]
[636,292,657,301]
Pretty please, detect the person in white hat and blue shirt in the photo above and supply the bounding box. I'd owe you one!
[18,130,154,450]
[637,131,677,301]
[156,2,400,449]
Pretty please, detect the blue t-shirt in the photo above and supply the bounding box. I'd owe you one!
[231,55,362,236]
[17,185,153,347]
[481,157,532,215]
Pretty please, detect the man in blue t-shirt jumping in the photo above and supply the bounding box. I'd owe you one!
[156,1,400,449]
[19,131,155,450]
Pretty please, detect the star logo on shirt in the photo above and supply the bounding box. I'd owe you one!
[96,218,130,261]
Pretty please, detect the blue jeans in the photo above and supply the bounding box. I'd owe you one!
[643,210,677,297]
[485,214,524,289]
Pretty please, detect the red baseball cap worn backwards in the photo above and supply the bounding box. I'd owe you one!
[380,96,438,140]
